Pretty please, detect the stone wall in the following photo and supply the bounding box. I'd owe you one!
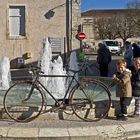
[0,0,66,64]
[0,0,81,66]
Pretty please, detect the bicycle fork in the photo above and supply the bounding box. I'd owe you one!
[22,86,35,102]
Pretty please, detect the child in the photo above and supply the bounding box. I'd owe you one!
[113,59,132,121]
[131,57,140,117]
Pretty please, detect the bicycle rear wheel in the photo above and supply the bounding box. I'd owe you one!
[69,79,111,121]
[3,81,44,122]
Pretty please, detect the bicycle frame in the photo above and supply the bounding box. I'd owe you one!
[3,67,113,122]
[26,70,81,109]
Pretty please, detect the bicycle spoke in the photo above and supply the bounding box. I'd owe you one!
[3,81,44,122]
[70,80,111,122]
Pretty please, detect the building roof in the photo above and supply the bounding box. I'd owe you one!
[81,9,133,17]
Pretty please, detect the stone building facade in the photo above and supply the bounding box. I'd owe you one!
[0,0,81,67]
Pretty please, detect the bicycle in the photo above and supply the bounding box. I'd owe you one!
[3,66,112,122]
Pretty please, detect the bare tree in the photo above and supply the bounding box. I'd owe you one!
[105,17,119,39]
[94,18,107,40]
[93,1,140,44]
[115,15,137,45]
[94,13,137,45]
[126,0,140,35]
[94,17,119,40]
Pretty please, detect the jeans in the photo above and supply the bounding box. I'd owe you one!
[134,97,140,115]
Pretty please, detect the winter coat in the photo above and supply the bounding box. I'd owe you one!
[124,45,133,67]
[97,45,111,65]
[131,67,140,97]
[113,69,132,97]
[133,45,140,58]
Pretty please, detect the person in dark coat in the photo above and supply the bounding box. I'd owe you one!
[131,57,140,117]
[124,41,133,71]
[97,43,111,77]
[132,43,140,58]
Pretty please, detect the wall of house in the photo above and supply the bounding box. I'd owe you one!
[0,0,66,64]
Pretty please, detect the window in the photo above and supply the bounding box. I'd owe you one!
[8,6,25,38]
[105,41,119,46]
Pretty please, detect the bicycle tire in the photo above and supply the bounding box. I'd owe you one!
[3,81,44,122]
[69,79,111,122]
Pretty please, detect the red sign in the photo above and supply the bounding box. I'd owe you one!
[78,32,86,40]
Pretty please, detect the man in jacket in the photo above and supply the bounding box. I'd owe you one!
[97,43,111,77]
[132,43,140,58]
[124,41,133,70]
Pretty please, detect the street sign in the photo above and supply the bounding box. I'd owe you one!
[78,32,86,40]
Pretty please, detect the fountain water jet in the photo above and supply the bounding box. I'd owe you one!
[38,38,66,98]
[38,38,52,87]
[68,51,79,86]
[69,51,79,72]
[48,56,66,98]
[38,38,80,98]
[0,57,11,90]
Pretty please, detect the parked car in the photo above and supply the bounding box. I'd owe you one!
[102,40,121,55]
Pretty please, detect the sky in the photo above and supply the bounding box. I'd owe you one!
[81,0,132,12]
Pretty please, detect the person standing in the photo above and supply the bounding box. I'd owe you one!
[132,43,140,58]
[112,59,132,121]
[131,57,140,117]
[97,43,111,77]
[124,41,133,70]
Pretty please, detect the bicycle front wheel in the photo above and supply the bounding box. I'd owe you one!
[3,81,44,122]
[69,79,111,122]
